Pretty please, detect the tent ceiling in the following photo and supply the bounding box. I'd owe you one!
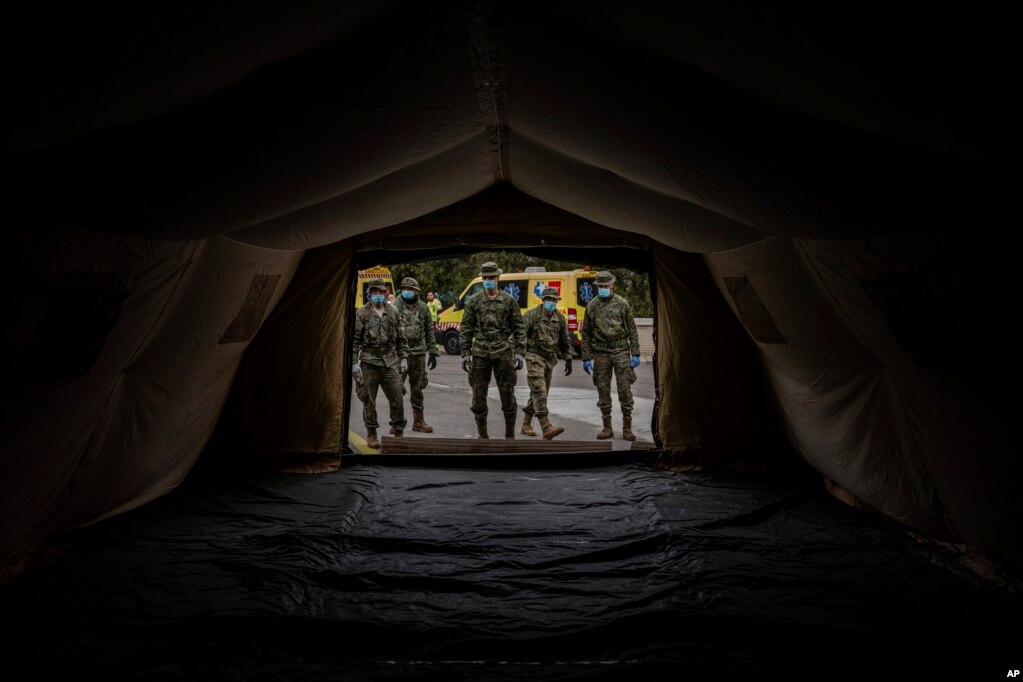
[2,1,1013,250]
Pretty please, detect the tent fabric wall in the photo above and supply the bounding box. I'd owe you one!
[1,1,1020,584]
[706,232,1021,569]
[211,240,354,471]
[652,245,787,465]
[1,234,302,581]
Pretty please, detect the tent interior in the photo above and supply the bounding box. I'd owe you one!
[2,1,1021,678]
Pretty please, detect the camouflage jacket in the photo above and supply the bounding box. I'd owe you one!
[395,298,439,355]
[351,302,409,367]
[459,290,526,358]
[522,305,572,363]
[581,293,640,359]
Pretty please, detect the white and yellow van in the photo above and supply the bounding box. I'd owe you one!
[355,265,394,307]
[434,267,598,356]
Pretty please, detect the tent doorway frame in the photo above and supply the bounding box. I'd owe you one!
[342,244,662,458]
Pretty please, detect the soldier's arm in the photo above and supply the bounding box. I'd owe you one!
[392,312,409,359]
[510,297,526,355]
[422,302,439,354]
[624,301,640,356]
[458,297,476,356]
[580,302,593,360]
[351,311,364,365]
[558,313,572,359]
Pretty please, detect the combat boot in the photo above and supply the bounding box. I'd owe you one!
[538,415,564,440]
[505,418,516,439]
[596,415,614,440]
[366,428,380,449]
[476,419,489,439]
[393,428,404,437]
[520,411,537,436]
[621,414,636,441]
[413,408,433,433]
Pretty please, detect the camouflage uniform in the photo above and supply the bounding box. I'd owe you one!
[581,271,640,439]
[459,262,526,438]
[520,288,573,439]
[352,287,409,441]
[395,277,439,432]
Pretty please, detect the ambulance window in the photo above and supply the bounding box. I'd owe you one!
[463,282,484,302]
[499,279,529,307]
[576,277,597,307]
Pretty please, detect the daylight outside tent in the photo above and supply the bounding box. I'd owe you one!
[346,251,658,455]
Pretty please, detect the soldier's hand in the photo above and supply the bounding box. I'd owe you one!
[461,356,473,372]
[583,359,592,375]
[630,355,641,369]
[564,357,572,376]
[427,353,438,371]
[399,358,409,375]
[514,353,525,370]
[352,363,362,382]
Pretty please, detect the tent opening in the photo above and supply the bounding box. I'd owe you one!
[345,249,661,456]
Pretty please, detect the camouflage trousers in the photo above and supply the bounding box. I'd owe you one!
[357,361,406,430]
[592,350,635,417]
[522,352,556,418]
[401,353,429,411]
[469,353,517,424]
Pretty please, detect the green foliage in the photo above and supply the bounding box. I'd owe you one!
[391,252,653,317]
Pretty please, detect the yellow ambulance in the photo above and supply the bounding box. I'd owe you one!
[355,265,394,307]
[433,267,598,357]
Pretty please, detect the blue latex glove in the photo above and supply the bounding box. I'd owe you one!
[352,363,362,382]
[514,353,525,370]
[461,356,473,372]
[583,359,592,375]
[400,358,409,375]
[630,355,641,369]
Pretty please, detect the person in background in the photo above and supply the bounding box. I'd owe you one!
[520,287,572,439]
[580,270,641,441]
[426,291,443,323]
[395,277,440,433]
[351,278,409,449]
[458,261,526,439]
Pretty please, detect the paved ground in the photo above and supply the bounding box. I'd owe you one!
[348,353,656,452]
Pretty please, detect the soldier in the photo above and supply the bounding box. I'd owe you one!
[351,278,409,449]
[520,287,573,439]
[395,276,440,433]
[581,270,641,441]
[459,261,526,439]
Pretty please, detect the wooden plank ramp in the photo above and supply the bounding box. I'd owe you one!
[379,436,614,455]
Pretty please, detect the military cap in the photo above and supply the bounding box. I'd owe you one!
[540,287,561,300]
[479,261,502,276]
[595,270,615,285]
[366,278,388,292]
[400,276,421,290]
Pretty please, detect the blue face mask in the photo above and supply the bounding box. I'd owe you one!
[598,287,611,298]
[370,294,386,305]
[401,290,416,300]
[482,279,497,290]
[543,301,557,312]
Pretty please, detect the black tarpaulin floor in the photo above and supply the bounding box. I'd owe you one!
[3,452,1021,681]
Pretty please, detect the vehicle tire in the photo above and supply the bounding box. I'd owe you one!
[443,330,460,355]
